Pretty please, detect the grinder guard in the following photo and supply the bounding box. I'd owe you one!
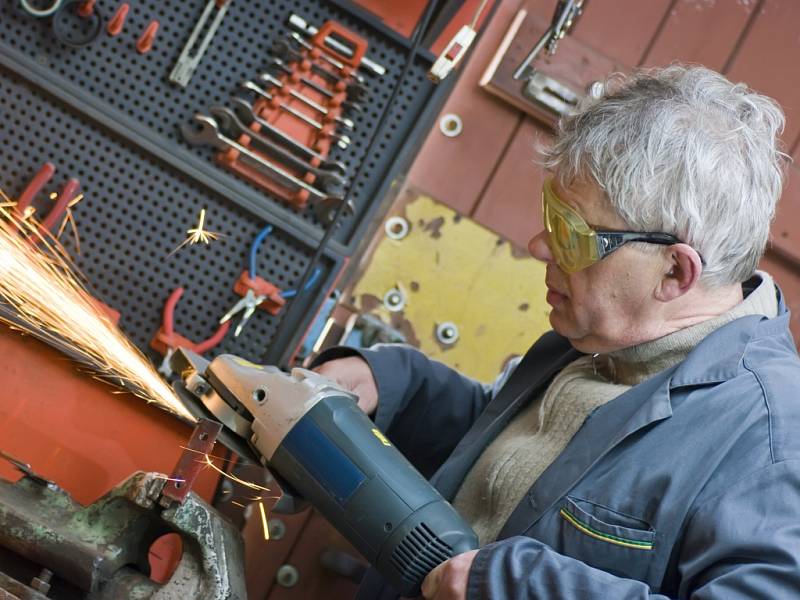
[171,348,478,596]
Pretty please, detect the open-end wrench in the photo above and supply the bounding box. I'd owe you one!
[259,72,355,130]
[181,114,335,204]
[209,106,346,197]
[313,195,355,225]
[230,97,347,175]
[286,32,366,84]
[288,13,386,77]
[267,57,367,104]
[271,41,369,93]
[261,71,362,114]
[241,81,352,149]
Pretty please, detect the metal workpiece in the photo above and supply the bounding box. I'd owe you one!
[0,471,246,599]
[209,106,347,196]
[181,114,335,204]
[230,97,348,175]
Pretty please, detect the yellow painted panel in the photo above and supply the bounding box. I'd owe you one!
[351,195,551,382]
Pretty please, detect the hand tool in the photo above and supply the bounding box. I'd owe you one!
[259,72,356,129]
[288,32,365,82]
[267,57,367,103]
[513,0,589,81]
[241,81,352,148]
[230,97,347,175]
[40,177,80,232]
[172,348,479,598]
[284,71,364,113]
[224,225,286,325]
[288,13,386,77]
[170,0,232,87]
[181,114,334,205]
[149,286,230,376]
[15,162,55,219]
[209,106,347,197]
[239,81,350,149]
[219,225,284,337]
[136,19,159,54]
[271,40,368,90]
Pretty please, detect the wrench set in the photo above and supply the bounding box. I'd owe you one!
[1,0,440,367]
[182,16,380,226]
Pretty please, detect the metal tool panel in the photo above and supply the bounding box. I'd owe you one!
[0,63,340,365]
[0,1,439,250]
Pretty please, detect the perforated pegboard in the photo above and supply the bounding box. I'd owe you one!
[0,0,441,251]
[0,64,341,365]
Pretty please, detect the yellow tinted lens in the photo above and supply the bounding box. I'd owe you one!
[542,179,599,273]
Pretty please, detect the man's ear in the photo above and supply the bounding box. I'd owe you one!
[656,244,703,302]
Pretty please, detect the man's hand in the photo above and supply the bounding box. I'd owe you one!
[420,550,478,600]
[313,356,379,415]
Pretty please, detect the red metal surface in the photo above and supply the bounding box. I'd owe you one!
[149,286,231,356]
[0,323,220,505]
[405,0,524,216]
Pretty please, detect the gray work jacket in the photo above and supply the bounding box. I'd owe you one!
[320,284,800,599]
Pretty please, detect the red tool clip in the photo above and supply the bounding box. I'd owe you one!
[150,287,230,361]
[233,271,285,316]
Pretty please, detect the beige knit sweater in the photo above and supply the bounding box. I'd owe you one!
[452,272,778,545]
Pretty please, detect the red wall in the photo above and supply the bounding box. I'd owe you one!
[405,0,800,345]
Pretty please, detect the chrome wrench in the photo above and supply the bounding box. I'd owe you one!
[241,81,352,149]
[259,72,355,130]
[181,114,333,204]
[209,106,346,197]
[230,97,347,175]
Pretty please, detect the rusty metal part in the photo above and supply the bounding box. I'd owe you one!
[160,418,222,506]
[0,470,246,599]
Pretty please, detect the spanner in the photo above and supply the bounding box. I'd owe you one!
[267,57,367,104]
[181,114,335,204]
[259,72,355,130]
[241,81,352,149]
[209,106,346,197]
[288,32,365,83]
[230,97,347,175]
[271,41,368,92]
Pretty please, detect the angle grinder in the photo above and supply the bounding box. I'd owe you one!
[171,349,478,596]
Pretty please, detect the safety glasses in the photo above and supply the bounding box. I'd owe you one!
[542,178,682,273]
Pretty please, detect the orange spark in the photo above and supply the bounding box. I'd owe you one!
[0,198,193,420]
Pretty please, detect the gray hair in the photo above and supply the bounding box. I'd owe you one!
[542,65,787,287]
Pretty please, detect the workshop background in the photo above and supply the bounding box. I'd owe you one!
[1,0,799,599]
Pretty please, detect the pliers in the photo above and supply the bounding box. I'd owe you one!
[219,225,273,337]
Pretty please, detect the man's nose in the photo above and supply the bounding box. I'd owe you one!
[529,231,555,264]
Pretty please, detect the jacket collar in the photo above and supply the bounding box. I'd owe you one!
[670,279,789,389]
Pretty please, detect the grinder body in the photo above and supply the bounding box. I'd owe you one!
[178,352,478,596]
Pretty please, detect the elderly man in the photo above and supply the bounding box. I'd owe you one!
[314,65,800,599]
